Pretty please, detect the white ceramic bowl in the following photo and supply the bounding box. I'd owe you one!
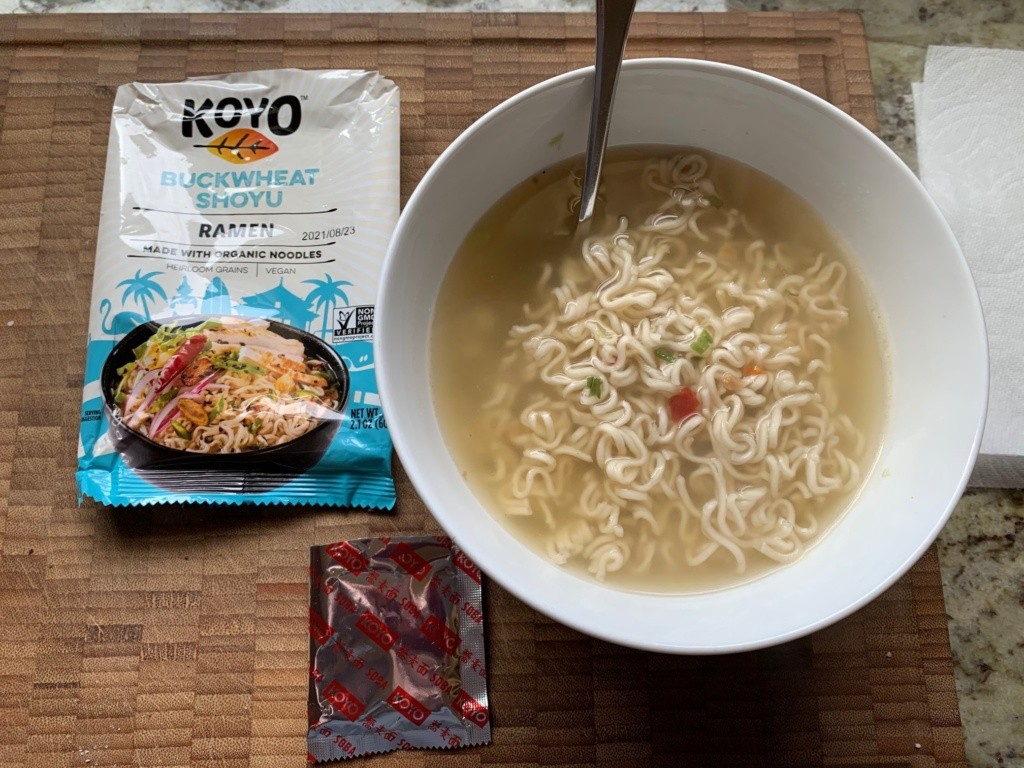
[376,59,987,653]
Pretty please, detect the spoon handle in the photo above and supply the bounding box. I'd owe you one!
[578,0,637,224]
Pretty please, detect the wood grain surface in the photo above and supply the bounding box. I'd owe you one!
[0,11,965,768]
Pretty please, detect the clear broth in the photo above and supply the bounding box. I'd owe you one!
[431,146,888,593]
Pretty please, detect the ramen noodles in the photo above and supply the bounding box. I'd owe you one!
[432,147,888,592]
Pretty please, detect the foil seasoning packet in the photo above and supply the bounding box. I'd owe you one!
[308,536,491,760]
[76,69,399,508]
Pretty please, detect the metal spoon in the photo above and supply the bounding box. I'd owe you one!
[577,0,638,228]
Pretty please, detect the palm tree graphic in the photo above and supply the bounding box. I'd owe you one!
[303,274,352,339]
[117,269,167,319]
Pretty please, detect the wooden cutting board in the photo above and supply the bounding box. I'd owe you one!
[0,12,966,768]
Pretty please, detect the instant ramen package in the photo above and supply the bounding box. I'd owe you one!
[76,70,399,508]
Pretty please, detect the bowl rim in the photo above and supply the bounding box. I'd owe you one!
[377,57,989,653]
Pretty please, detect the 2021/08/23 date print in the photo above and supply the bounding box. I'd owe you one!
[302,226,356,241]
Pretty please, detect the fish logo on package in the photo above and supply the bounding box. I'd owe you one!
[76,69,399,508]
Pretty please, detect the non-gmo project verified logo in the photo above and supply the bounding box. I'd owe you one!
[334,305,374,342]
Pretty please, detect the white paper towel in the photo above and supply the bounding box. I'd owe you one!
[914,46,1024,488]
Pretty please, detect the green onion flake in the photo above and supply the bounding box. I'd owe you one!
[586,376,602,398]
[690,329,714,355]
[655,347,677,363]
[152,388,179,411]
[211,355,266,377]
[209,395,225,423]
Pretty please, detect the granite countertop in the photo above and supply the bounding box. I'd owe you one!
[1,0,1021,765]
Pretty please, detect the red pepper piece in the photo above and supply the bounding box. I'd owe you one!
[743,362,765,377]
[155,334,207,392]
[668,387,700,423]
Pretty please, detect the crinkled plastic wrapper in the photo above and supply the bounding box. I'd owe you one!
[308,536,491,760]
[76,69,399,508]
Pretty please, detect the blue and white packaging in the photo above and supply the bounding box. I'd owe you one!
[77,69,399,508]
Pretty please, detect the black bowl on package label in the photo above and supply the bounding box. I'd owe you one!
[100,315,350,493]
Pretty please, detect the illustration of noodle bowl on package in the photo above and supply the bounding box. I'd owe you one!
[100,315,350,482]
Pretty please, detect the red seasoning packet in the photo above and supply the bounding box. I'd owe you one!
[308,536,491,761]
